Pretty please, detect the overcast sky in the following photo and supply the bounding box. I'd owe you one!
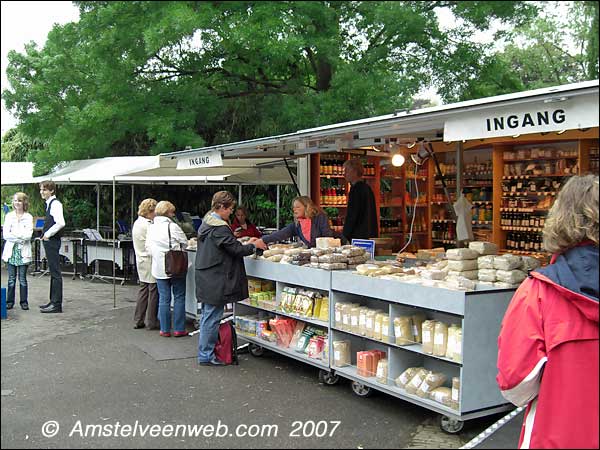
[1,1,80,135]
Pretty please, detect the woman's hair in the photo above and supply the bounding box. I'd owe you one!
[137,198,157,218]
[235,206,252,224]
[13,192,29,212]
[155,200,176,217]
[211,191,236,211]
[543,174,599,253]
[39,180,56,194]
[343,158,364,177]
[293,196,321,220]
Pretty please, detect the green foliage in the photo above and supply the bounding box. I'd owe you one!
[3,1,540,173]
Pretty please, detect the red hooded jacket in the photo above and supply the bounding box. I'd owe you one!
[497,243,599,449]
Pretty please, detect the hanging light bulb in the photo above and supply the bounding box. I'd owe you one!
[392,153,405,167]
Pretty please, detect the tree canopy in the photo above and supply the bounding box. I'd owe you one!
[3,0,546,173]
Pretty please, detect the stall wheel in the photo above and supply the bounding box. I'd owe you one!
[318,370,340,385]
[249,343,265,357]
[439,415,464,434]
[350,381,373,397]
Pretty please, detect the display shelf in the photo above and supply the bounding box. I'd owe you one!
[238,300,329,328]
[502,174,572,179]
[332,365,462,418]
[501,226,544,232]
[320,175,346,179]
[321,204,348,208]
[237,332,329,370]
[331,326,461,366]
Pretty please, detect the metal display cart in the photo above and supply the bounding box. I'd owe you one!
[235,258,516,433]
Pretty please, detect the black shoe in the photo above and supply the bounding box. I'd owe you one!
[40,304,62,314]
[20,304,29,310]
[198,358,226,367]
[134,323,145,329]
[39,302,52,309]
[6,304,14,310]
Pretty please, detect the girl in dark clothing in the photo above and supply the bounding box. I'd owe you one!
[230,206,262,239]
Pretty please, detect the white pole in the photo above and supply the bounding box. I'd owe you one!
[113,177,116,308]
[238,185,242,206]
[276,185,280,228]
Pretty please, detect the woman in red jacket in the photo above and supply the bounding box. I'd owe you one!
[497,175,599,449]
[230,206,262,239]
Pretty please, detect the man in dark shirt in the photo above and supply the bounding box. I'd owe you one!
[342,158,378,241]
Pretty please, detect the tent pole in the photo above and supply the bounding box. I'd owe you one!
[95,184,100,277]
[238,185,242,206]
[276,185,280,229]
[113,177,116,308]
[130,185,134,229]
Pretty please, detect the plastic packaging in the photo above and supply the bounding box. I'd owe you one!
[429,387,453,405]
[365,309,379,339]
[447,259,478,272]
[381,315,390,343]
[376,358,389,384]
[446,248,479,260]
[411,313,426,343]
[350,305,361,334]
[448,270,478,280]
[421,320,436,354]
[333,340,351,367]
[374,313,386,341]
[493,254,522,271]
[477,255,496,269]
[394,316,414,346]
[416,371,448,398]
[396,367,420,388]
[496,269,527,284]
[478,269,497,282]
[468,241,498,256]
[520,256,541,271]
[451,377,461,409]
[405,369,430,395]
[453,326,463,362]
[358,307,370,336]
[433,321,449,356]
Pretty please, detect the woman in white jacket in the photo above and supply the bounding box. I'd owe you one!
[132,198,159,330]
[2,192,34,310]
[145,201,188,337]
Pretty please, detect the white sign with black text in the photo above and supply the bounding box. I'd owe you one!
[444,92,599,141]
[176,150,223,170]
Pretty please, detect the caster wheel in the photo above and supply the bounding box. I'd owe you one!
[351,381,373,397]
[249,343,264,357]
[439,415,464,434]
[318,370,340,385]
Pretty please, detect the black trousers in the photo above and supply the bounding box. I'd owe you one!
[43,238,63,306]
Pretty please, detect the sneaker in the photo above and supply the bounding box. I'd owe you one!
[133,323,145,329]
[159,331,171,337]
[173,331,188,337]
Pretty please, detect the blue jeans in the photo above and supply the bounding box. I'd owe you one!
[156,277,186,333]
[197,303,224,363]
[7,264,28,306]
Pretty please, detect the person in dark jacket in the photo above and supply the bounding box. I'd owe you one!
[195,191,267,366]
[252,196,334,248]
[342,158,378,241]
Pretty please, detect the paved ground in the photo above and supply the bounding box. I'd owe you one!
[1,267,518,449]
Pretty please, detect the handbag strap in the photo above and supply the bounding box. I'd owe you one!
[167,220,183,250]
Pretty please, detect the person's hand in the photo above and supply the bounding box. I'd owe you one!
[248,237,258,243]
[234,230,242,238]
[253,238,268,250]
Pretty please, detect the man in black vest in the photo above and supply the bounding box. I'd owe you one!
[342,158,378,242]
[39,180,65,313]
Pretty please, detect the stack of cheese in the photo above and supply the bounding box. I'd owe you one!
[308,245,370,270]
[479,254,540,288]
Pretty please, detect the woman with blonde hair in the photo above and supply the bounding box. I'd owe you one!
[253,196,334,248]
[146,200,188,337]
[132,198,159,330]
[2,192,34,310]
[497,175,599,449]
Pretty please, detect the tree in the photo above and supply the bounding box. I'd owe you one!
[3,1,537,173]
[450,1,599,100]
